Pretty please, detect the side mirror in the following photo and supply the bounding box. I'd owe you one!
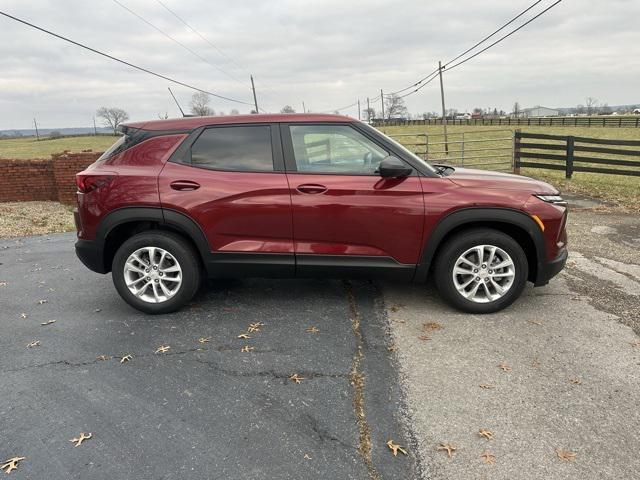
[378,156,412,178]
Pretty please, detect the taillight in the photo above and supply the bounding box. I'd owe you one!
[76,174,115,193]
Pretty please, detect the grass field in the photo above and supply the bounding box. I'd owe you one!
[379,124,640,211]
[0,135,119,159]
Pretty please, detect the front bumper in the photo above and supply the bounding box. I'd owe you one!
[75,239,108,274]
[534,248,568,286]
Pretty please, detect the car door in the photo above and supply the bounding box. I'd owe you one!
[281,122,425,279]
[159,123,294,277]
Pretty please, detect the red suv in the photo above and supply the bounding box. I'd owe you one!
[74,114,567,314]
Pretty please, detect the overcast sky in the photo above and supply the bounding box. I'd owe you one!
[0,0,638,129]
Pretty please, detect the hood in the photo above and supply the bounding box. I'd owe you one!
[446,167,558,194]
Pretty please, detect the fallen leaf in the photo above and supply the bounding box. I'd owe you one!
[155,345,170,354]
[386,439,408,457]
[422,322,442,332]
[555,448,576,461]
[437,443,457,458]
[241,345,254,353]
[387,345,396,352]
[630,340,640,348]
[290,373,305,384]
[303,453,312,460]
[198,337,211,344]
[532,359,541,368]
[498,362,512,372]
[418,335,431,341]
[41,319,57,326]
[0,281,7,287]
[94,308,102,313]
[26,340,40,348]
[480,450,495,465]
[96,355,110,361]
[247,322,264,333]
[527,320,543,326]
[20,313,28,319]
[120,354,133,363]
[1,457,26,474]
[479,384,494,389]
[237,333,250,339]
[37,299,48,305]
[570,378,582,385]
[69,432,92,447]
[306,326,320,334]
[478,429,493,440]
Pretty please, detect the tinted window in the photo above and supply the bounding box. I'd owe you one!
[290,125,388,174]
[191,125,273,172]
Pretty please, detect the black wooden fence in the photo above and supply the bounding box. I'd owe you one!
[373,116,640,128]
[514,131,640,178]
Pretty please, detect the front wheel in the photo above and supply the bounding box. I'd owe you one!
[434,229,529,314]
[112,231,201,314]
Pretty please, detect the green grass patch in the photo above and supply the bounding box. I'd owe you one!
[0,135,119,159]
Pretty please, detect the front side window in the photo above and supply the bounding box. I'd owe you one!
[289,125,388,174]
[191,125,273,172]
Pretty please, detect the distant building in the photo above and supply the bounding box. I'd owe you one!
[520,106,560,117]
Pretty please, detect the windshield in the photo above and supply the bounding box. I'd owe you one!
[359,123,437,174]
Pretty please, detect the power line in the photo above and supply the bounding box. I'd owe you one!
[0,10,254,105]
[111,0,249,87]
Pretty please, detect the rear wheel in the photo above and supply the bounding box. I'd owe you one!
[112,231,201,314]
[434,229,528,313]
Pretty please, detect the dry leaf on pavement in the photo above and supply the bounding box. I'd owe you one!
[386,439,407,456]
[479,384,494,389]
[289,373,305,384]
[69,432,92,447]
[480,450,495,465]
[37,299,48,305]
[26,340,40,348]
[0,281,7,287]
[478,429,493,440]
[155,345,170,354]
[20,313,28,319]
[247,322,264,333]
[96,355,110,361]
[422,322,442,332]
[120,354,133,363]
[556,448,576,461]
[437,443,457,458]
[237,333,250,339]
[1,457,26,474]
[198,337,211,344]
[630,340,640,348]
[241,345,254,353]
[570,378,582,385]
[418,335,430,341]
[498,362,512,372]
[306,326,319,333]
[41,319,57,326]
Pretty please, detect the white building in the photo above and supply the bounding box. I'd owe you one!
[520,106,560,117]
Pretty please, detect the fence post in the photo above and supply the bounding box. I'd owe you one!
[513,129,521,175]
[566,136,574,179]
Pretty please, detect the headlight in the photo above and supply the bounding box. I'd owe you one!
[535,194,567,206]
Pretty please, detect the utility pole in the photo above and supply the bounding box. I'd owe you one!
[367,97,371,123]
[33,118,40,141]
[93,116,97,135]
[357,99,361,120]
[302,101,306,113]
[438,61,449,155]
[380,89,385,127]
[250,75,259,113]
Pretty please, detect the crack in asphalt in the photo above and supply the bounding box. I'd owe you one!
[343,280,381,480]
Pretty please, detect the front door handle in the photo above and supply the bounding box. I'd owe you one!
[170,180,200,191]
[297,184,327,194]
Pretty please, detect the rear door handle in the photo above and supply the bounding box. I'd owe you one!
[297,184,327,194]
[170,180,200,191]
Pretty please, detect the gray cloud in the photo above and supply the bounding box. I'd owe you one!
[0,0,638,129]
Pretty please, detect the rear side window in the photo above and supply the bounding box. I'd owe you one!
[191,125,274,172]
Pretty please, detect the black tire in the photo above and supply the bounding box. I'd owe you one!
[112,231,201,314]
[434,228,528,314]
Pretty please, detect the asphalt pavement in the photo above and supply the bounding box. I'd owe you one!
[0,233,416,479]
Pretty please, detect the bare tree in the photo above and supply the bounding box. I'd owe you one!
[384,94,408,119]
[230,109,240,115]
[280,105,296,113]
[576,104,585,115]
[585,97,599,116]
[190,92,214,116]
[512,101,520,117]
[96,107,129,135]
